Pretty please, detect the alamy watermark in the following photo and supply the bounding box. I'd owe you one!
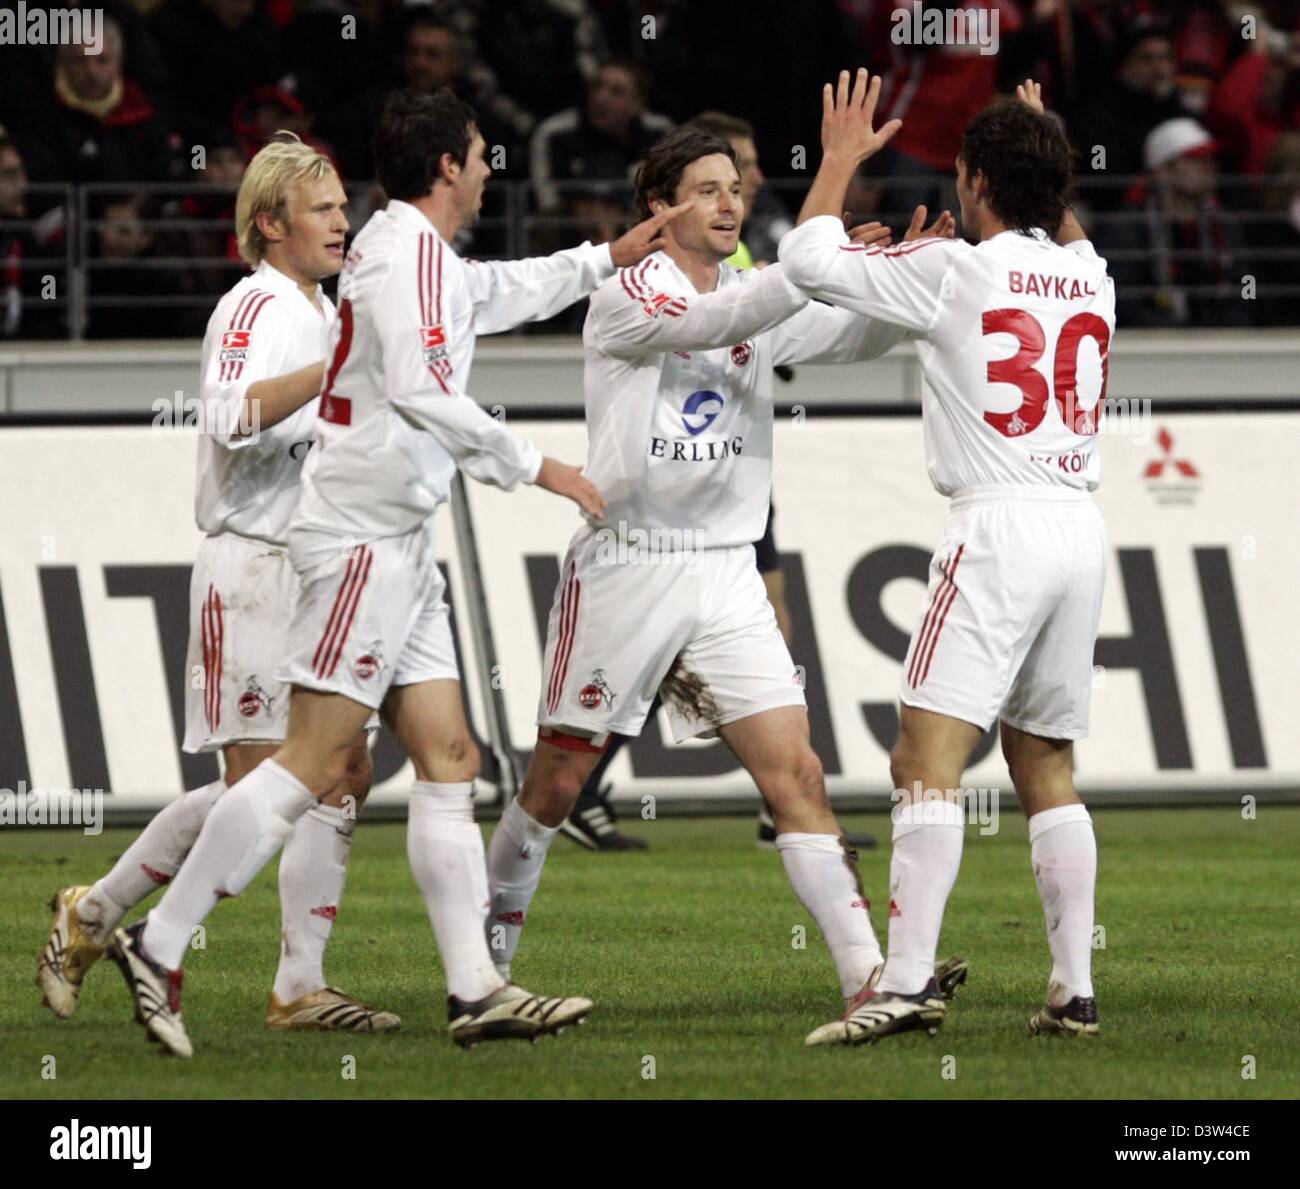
[152,390,261,442]
[891,781,999,835]
[891,2,999,56]
[593,520,708,566]
[0,783,104,835]
[0,4,103,53]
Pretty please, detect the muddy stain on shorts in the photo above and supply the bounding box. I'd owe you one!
[659,659,723,729]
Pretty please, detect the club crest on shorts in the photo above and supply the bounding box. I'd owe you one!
[730,340,752,367]
[578,669,616,711]
[354,640,386,682]
[237,677,272,718]
[219,329,250,363]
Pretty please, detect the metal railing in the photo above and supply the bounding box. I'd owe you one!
[1,175,1297,339]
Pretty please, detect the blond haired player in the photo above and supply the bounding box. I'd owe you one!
[483,125,966,1036]
[106,89,681,1056]
[781,76,1114,1045]
[37,135,400,1033]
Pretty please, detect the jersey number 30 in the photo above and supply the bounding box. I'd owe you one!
[982,309,1110,438]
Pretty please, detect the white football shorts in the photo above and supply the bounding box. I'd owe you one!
[900,487,1107,740]
[183,532,298,752]
[279,520,459,710]
[537,528,805,745]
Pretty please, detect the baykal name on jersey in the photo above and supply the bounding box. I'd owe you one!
[649,389,744,463]
[1009,270,1098,301]
[219,329,251,363]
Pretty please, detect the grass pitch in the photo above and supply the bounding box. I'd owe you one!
[3,807,1297,1099]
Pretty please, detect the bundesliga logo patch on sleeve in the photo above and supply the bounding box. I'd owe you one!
[420,324,448,363]
[420,324,453,385]
[219,329,250,363]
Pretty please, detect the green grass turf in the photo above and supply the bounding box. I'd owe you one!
[3,807,1297,1099]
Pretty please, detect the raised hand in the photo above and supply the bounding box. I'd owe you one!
[534,457,607,521]
[903,204,956,242]
[1015,79,1045,116]
[821,68,902,166]
[609,201,695,267]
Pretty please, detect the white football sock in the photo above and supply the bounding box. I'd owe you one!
[273,801,355,1003]
[776,832,883,998]
[484,797,559,979]
[142,761,314,971]
[406,781,502,1003]
[79,781,226,946]
[1029,802,1097,1004]
[877,800,966,995]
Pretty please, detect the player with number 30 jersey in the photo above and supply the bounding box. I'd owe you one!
[784,73,1113,1047]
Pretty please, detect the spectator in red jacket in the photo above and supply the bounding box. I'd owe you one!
[230,86,340,175]
[868,0,1023,218]
[1206,24,1300,178]
[19,15,178,186]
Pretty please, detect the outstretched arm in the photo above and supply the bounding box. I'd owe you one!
[590,261,809,361]
[466,202,694,335]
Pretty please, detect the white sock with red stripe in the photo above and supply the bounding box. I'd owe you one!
[484,798,560,979]
[776,833,884,998]
[142,761,314,971]
[78,781,226,947]
[273,802,355,1003]
[876,800,966,995]
[406,781,503,1003]
[1029,803,1096,1005]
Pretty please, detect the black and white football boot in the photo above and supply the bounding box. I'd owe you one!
[851,955,969,1004]
[448,983,594,1048]
[1029,995,1099,1037]
[559,784,648,852]
[108,920,192,1058]
[933,955,969,1000]
[806,977,947,1047]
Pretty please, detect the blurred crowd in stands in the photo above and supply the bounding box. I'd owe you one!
[0,0,1297,338]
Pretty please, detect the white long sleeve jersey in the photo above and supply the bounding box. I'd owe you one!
[291,199,614,557]
[194,261,334,546]
[587,257,904,553]
[583,254,906,551]
[779,216,1116,496]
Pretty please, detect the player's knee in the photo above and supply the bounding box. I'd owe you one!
[522,759,585,817]
[439,731,479,776]
[792,747,825,796]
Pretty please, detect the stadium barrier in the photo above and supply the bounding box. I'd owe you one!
[1,407,1296,820]
[2,328,1299,415]
[4,175,1298,339]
